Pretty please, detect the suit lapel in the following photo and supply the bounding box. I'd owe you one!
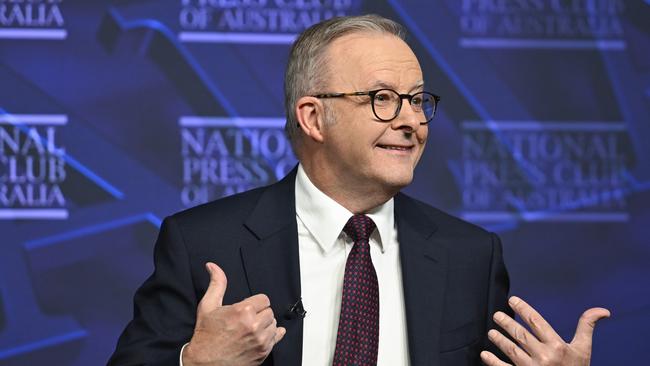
[240,168,303,366]
[395,193,448,365]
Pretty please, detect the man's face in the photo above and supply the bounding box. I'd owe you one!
[318,33,428,193]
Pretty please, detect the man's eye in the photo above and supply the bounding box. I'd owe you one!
[412,96,422,105]
[374,92,393,103]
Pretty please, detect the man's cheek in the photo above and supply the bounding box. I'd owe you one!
[416,129,428,144]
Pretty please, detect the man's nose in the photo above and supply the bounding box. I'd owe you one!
[391,98,423,132]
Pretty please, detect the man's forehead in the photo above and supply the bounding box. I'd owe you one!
[328,32,413,59]
[326,33,423,89]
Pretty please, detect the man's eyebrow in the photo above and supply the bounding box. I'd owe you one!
[366,80,425,92]
[366,80,396,90]
[409,81,425,93]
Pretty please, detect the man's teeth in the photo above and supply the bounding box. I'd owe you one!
[379,145,409,150]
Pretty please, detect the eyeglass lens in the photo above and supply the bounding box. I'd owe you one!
[372,89,436,123]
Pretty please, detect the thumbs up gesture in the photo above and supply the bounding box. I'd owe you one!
[481,296,610,366]
[182,262,286,366]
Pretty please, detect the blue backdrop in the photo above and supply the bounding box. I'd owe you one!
[1,0,649,364]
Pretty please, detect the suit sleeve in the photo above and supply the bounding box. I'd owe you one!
[107,216,198,366]
[481,232,514,362]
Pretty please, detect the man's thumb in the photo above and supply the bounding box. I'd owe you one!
[198,262,228,311]
[571,307,610,350]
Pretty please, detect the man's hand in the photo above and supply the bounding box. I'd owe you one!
[183,262,286,366]
[481,296,610,366]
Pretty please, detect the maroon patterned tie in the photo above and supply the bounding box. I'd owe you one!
[332,214,379,366]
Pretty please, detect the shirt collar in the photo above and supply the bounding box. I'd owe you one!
[295,164,394,254]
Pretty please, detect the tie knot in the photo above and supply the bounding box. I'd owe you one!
[343,214,376,242]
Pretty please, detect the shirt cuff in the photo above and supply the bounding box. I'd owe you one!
[179,342,190,366]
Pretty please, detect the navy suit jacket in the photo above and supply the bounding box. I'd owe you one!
[109,168,511,365]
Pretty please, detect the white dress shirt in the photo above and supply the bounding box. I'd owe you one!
[296,165,410,365]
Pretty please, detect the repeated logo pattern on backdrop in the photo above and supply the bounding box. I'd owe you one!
[1,1,649,365]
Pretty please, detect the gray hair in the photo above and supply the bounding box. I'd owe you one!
[283,14,407,155]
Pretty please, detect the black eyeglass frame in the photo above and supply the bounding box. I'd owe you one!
[311,88,441,125]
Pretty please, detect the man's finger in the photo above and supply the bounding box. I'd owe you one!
[480,350,512,366]
[487,329,532,365]
[241,293,272,313]
[255,307,276,330]
[274,327,287,345]
[253,317,279,348]
[571,307,610,350]
[198,262,228,312]
[508,296,563,344]
[257,326,286,360]
[492,311,543,357]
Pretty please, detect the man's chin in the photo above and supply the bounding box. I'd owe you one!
[380,173,414,192]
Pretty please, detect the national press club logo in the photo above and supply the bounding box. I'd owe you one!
[459,0,626,50]
[178,0,363,44]
[461,121,630,222]
[0,0,66,40]
[0,114,68,219]
[179,117,297,207]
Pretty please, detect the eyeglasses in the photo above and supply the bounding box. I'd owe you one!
[311,88,441,124]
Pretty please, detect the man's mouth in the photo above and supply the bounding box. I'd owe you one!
[376,144,413,151]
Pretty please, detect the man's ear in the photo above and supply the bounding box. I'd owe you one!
[295,96,325,143]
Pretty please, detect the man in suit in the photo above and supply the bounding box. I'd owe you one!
[109,14,609,366]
